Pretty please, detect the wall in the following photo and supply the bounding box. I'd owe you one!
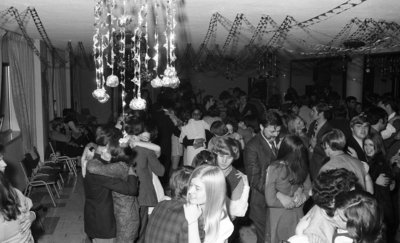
[73,64,113,124]
[290,59,345,97]
[190,70,252,97]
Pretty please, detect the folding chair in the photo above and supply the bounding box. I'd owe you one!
[20,160,59,207]
[27,148,64,190]
[48,142,78,176]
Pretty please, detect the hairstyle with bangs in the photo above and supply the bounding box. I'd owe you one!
[212,137,241,160]
[286,114,305,135]
[189,165,227,241]
[364,133,386,158]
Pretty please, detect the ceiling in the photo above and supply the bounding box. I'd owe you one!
[1,0,400,58]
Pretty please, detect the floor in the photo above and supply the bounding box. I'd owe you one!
[30,173,257,243]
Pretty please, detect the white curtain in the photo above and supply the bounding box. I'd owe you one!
[45,49,68,120]
[5,32,36,152]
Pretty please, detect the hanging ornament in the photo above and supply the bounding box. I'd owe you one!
[106,0,119,88]
[92,87,108,100]
[129,97,147,110]
[98,93,110,103]
[106,74,119,87]
[159,0,180,88]
[151,75,163,88]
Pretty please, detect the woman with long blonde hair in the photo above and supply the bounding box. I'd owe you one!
[184,165,233,243]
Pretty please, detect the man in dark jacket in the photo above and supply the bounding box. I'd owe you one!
[244,111,282,243]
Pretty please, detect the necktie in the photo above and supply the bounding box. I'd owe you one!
[313,121,319,137]
[271,141,277,156]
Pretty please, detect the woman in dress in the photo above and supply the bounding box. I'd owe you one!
[179,108,210,166]
[184,165,234,243]
[265,134,311,243]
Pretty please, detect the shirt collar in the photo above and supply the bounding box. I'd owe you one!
[389,112,396,120]
[261,132,275,148]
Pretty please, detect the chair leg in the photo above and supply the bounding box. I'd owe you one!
[64,160,73,174]
[69,159,77,176]
[57,180,62,191]
[45,184,57,207]
[24,185,29,195]
[27,185,33,197]
[58,173,64,185]
[52,184,60,198]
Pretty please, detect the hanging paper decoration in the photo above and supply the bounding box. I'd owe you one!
[130,4,146,110]
[129,96,147,110]
[106,0,119,87]
[93,0,109,102]
[106,74,119,87]
[92,0,181,108]
[151,0,180,89]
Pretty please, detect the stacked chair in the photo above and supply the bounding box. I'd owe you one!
[48,142,79,177]
[20,149,62,207]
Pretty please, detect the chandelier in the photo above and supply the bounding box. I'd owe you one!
[92,0,180,111]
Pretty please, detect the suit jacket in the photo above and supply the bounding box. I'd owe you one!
[84,173,138,239]
[152,109,179,158]
[307,120,332,180]
[384,115,400,149]
[244,133,276,223]
[135,146,165,206]
[346,136,367,162]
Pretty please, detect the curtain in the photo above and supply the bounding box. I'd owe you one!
[0,32,3,122]
[45,49,67,120]
[6,33,36,153]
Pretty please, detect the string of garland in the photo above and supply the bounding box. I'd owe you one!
[298,0,368,28]
[222,13,243,54]
[4,7,67,66]
[129,4,147,110]
[8,7,52,67]
[27,7,66,65]
[119,0,127,110]
[92,0,109,102]
[150,2,162,88]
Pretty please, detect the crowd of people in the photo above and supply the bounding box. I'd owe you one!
[2,84,400,243]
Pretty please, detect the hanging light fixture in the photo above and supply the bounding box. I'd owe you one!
[92,0,180,110]
[151,0,180,88]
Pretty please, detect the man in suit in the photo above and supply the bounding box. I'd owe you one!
[378,97,400,150]
[244,111,282,243]
[307,102,333,180]
[346,114,369,162]
[152,97,180,185]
